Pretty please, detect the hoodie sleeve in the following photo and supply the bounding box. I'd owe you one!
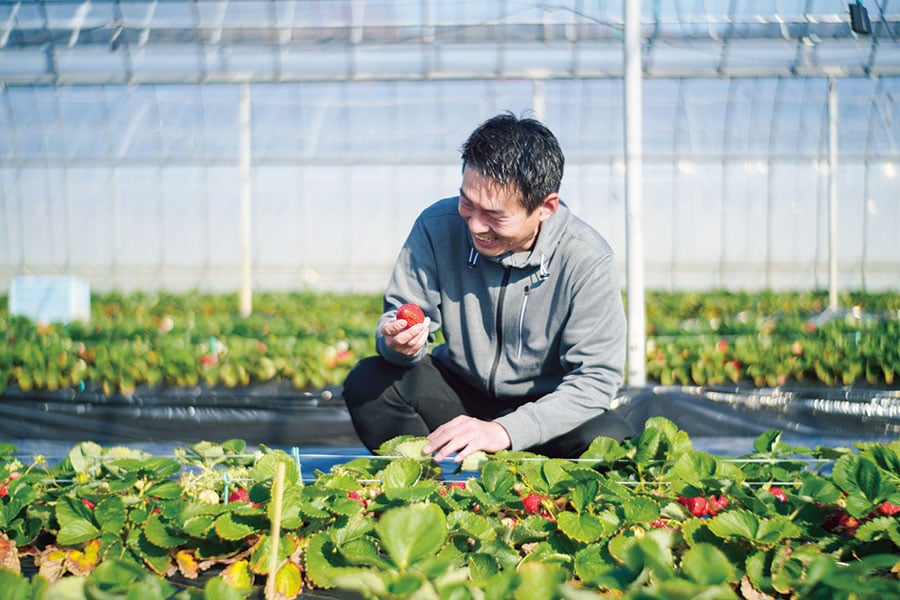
[493,252,626,450]
[376,212,442,366]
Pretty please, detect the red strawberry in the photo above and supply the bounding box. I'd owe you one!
[521,493,543,514]
[876,501,900,516]
[82,498,96,510]
[397,303,425,329]
[769,486,788,503]
[228,488,250,504]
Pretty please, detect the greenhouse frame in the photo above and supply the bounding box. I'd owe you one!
[2,2,899,322]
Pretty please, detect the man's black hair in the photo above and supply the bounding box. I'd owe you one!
[461,112,565,214]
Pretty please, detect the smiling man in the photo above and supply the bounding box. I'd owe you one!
[342,113,634,462]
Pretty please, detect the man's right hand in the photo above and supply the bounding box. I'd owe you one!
[381,317,430,356]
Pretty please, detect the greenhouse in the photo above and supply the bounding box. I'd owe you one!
[1,1,900,598]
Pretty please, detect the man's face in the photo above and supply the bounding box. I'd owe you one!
[458,166,558,257]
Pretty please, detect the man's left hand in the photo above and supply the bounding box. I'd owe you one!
[423,415,511,463]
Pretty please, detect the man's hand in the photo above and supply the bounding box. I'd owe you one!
[424,415,511,463]
[381,317,430,356]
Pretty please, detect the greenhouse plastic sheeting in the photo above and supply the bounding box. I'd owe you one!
[1,383,899,449]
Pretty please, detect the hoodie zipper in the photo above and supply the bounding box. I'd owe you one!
[487,267,512,396]
[516,285,530,360]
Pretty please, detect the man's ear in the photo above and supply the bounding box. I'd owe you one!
[538,193,560,222]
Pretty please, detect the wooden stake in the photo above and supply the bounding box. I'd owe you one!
[266,461,286,599]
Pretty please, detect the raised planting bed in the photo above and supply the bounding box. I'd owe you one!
[2,420,900,598]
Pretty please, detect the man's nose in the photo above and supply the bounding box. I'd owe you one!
[467,210,488,232]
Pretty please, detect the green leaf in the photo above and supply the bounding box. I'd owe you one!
[579,436,629,463]
[574,544,634,589]
[570,480,599,513]
[57,518,101,546]
[250,453,299,485]
[182,514,217,539]
[753,430,782,454]
[447,510,497,542]
[338,537,389,569]
[672,451,719,487]
[145,480,183,500]
[634,529,676,580]
[622,497,660,524]
[382,458,422,490]
[144,512,189,548]
[756,516,801,544]
[68,441,103,476]
[214,511,265,541]
[134,531,173,575]
[707,510,758,540]
[480,461,516,499]
[468,553,500,582]
[833,454,883,502]
[203,577,245,600]
[681,543,736,586]
[0,569,30,600]
[304,532,375,590]
[515,561,566,600]
[376,503,447,570]
[95,495,126,534]
[557,511,607,543]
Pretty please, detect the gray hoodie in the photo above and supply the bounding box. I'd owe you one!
[376,196,626,450]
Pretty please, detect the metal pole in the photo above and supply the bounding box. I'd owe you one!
[827,76,839,313]
[239,81,253,317]
[624,0,646,386]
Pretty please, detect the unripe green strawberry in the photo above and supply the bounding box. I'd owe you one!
[397,303,425,329]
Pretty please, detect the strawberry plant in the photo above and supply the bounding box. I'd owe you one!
[1,420,900,597]
[1,290,899,395]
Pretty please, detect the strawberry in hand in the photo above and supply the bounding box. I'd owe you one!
[397,303,425,329]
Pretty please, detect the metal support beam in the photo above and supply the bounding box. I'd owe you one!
[624,0,646,387]
[239,81,253,317]
[828,76,839,312]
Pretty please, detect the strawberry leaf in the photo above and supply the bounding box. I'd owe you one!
[557,511,607,544]
[681,543,736,586]
[375,503,446,570]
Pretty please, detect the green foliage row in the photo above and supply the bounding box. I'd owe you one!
[2,420,900,598]
[1,290,899,395]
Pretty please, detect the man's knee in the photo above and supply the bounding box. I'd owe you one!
[342,356,397,410]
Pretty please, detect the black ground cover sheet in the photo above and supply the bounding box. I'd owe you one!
[1,382,898,450]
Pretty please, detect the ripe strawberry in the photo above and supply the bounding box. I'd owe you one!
[769,486,788,503]
[227,488,250,504]
[397,303,425,329]
[876,501,900,516]
[521,493,543,514]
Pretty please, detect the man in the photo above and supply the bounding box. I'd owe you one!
[343,113,634,463]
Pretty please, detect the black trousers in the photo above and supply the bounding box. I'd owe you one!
[342,355,635,459]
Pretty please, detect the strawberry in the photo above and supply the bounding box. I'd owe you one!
[397,303,425,329]
[521,492,543,514]
[876,501,900,516]
[769,486,788,503]
[227,488,250,504]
